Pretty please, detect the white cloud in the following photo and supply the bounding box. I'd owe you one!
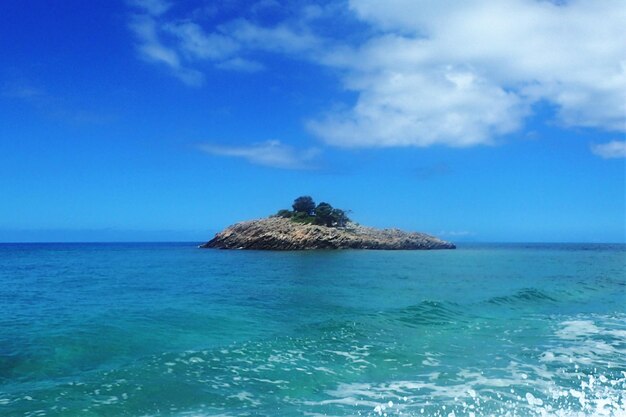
[129,15,203,85]
[128,4,318,84]
[590,140,626,159]
[128,0,171,16]
[216,58,265,73]
[198,140,320,169]
[226,19,322,54]
[308,67,527,147]
[128,0,321,86]
[164,22,240,61]
[127,0,626,148]
[308,0,626,147]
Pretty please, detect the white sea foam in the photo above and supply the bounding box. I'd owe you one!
[8,312,626,417]
[306,316,626,417]
[556,320,601,340]
[228,391,261,406]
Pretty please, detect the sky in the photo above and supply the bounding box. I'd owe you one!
[1,0,625,243]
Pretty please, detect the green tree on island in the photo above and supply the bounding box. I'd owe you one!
[314,202,334,226]
[292,196,316,215]
[331,208,349,227]
[276,196,350,228]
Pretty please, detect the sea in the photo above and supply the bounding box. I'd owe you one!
[0,242,624,417]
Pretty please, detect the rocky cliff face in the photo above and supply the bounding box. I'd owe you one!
[200,217,455,250]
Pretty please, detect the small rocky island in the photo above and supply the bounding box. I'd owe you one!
[200,196,455,251]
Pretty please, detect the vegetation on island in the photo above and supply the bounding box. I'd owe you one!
[274,196,350,228]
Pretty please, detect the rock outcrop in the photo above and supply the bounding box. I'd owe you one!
[200,217,455,250]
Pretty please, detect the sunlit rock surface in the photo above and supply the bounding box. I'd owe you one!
[200,217,455,250]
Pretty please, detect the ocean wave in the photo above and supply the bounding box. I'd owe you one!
[4,315,626,416]
[379,300,468,328]
[486,288,558,307]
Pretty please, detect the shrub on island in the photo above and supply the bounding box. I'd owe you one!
[275,209,293,218]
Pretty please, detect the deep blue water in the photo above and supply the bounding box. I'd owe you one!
[0,243,625,416]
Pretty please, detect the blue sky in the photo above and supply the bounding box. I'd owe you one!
[1,0,624,243]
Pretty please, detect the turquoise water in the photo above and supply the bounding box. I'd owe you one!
[1,243,625,417]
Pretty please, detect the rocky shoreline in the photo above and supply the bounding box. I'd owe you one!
[200,217,455,250]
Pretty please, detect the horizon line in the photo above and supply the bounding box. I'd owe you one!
[1,241,624,245]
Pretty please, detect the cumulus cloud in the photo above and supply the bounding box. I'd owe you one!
[198,140,320,169]
[590,140,626,159]
[309,0,626,147]
[127,0,626,148]
[308,67,527,147]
